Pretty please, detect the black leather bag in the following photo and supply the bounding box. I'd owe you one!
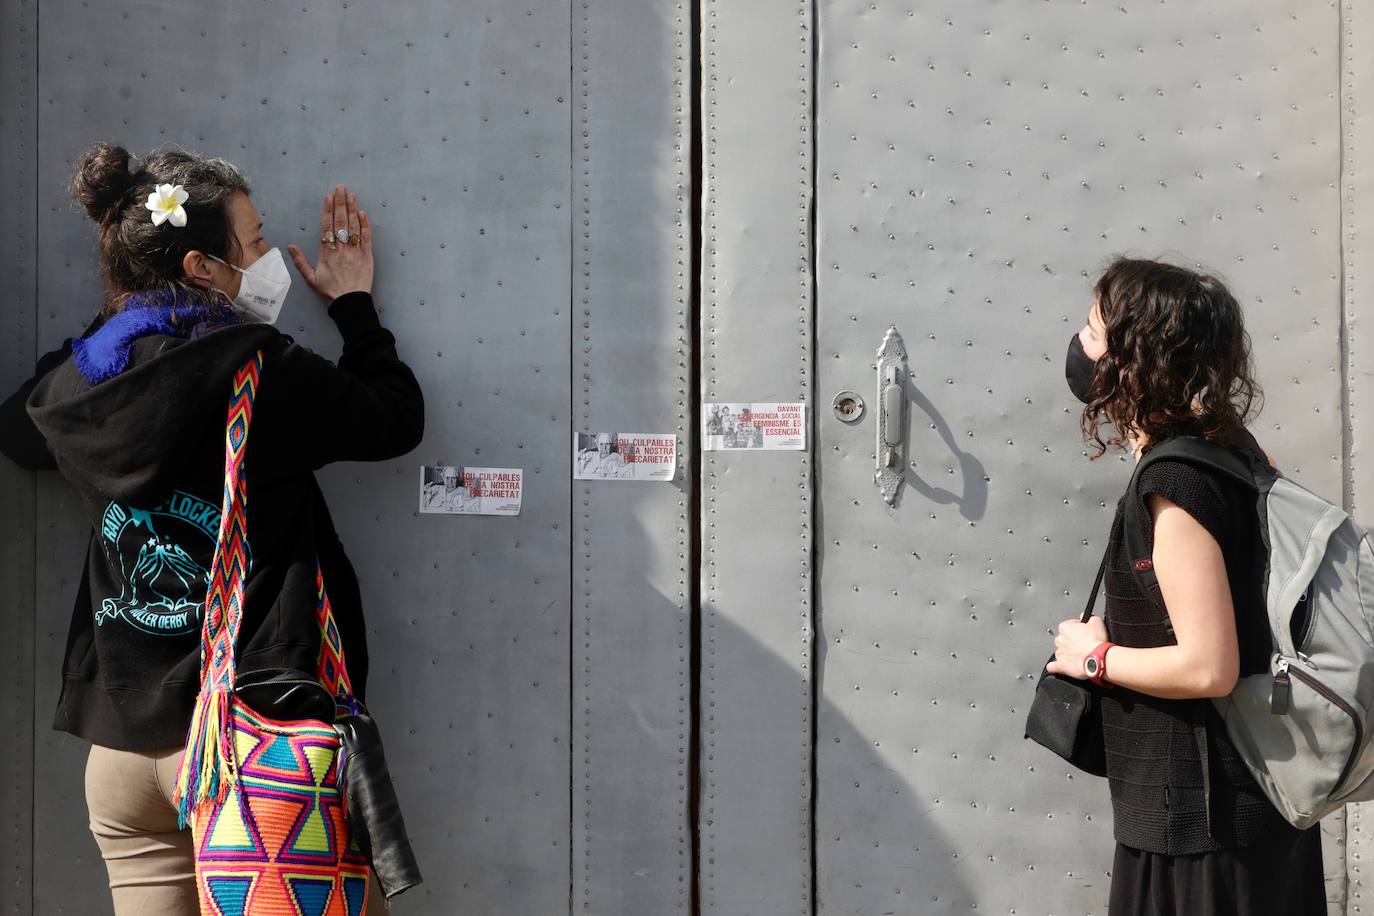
[334,710,423,898]
[235,668,337,722]
[235,669,423,898]
[1024,548,1109,777]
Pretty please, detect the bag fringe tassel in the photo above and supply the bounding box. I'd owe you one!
[172,686,236,828]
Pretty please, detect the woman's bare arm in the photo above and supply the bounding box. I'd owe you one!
[1048,493,1241,699]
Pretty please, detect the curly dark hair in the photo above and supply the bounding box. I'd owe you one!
[70,141,251,317]
[1080,257,1264,460]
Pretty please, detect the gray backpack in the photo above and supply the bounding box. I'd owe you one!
[1125,430,1374,830]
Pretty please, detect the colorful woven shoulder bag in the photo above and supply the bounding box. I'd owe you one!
[172,351,372,916]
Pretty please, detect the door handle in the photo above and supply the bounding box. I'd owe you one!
[875,327,908,505]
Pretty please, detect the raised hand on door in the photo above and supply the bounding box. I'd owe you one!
[288,184,374,303]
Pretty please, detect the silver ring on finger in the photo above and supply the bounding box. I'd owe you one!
[335,228,351,246]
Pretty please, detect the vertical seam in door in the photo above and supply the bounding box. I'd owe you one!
[1339,0,1357,521]
[567,0,578,910]
[1337,0,1356,905]
[29,2,40,913]
[806,0,820,913]
[699,0,718,909]
[688,0,704,913]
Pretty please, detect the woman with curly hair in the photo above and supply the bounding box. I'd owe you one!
[1046,257,1324,914]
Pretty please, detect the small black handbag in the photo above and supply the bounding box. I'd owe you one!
[1024,547,1109,777]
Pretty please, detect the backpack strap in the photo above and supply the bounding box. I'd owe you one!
[1121,430,1269,599]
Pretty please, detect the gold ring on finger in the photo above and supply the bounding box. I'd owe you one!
[322,230,336,245]
[348,234,360,247]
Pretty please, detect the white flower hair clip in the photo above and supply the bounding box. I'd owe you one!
[144,183,189,227]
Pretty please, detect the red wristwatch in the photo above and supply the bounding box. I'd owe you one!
[1083,641,1115,687]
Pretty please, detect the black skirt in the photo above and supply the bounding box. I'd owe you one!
[1109,826,1325,916]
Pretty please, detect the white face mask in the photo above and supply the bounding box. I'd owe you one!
[209,248,292,324]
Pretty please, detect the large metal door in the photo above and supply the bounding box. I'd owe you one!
[11,2,1374,914]
[811,1,1348,914]
[1,2,692,914]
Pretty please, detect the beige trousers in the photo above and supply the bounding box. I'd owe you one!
[85,743,387,915]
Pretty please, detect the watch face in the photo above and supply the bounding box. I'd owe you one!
[1084,657,1100,677]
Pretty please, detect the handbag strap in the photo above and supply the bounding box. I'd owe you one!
[1079,544,1110,624]
[174,350,356,825]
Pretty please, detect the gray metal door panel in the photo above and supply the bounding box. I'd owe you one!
[30,482,101,913]
[25,1,578,913]
[0,0,38,909]
[698,1,816,913]
[32,5,133,904]
[14,2,1374,914]
[571,1,695,912]
[305,4,576,909]
[814,1,1344,914]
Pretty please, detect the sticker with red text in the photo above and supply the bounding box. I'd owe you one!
[420,465,523,515]
[703,403,806,450]
[573,433,677,481]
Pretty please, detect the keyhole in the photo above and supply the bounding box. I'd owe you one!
[832,390,865,422]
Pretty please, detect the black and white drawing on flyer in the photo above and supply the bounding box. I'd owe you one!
[572,433,677,481]
[419,465,523,516]
[703,402,807,450]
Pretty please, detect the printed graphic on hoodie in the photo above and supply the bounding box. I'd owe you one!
[96,490,243,636]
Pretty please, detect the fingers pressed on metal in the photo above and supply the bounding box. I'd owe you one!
[319,194,336,250]
[287,244,317,285]
[346,192,361,240]
[333,185,349,234]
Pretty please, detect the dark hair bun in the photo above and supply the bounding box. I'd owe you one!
[71,141,135,223]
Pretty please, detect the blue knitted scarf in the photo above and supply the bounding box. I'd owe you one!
[72,291,242,385]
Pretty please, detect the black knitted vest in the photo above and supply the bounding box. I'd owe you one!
[1099,457,1289,855]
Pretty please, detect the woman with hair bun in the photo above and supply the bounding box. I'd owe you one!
[0,142,423,914]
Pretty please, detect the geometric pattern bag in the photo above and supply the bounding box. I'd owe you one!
[171,351,371,916]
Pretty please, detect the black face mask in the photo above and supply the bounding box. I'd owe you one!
[1065,333,1098,404]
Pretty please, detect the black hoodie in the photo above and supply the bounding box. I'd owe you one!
[11,292,423,750]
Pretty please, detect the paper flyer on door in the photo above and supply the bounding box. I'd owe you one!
[572,433,678,480]
[420,465,524,515]
[703,402,807,450]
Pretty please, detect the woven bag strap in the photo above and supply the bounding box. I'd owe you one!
[202,353,356,697]
[203,353,262,694]
[315,569,356,703]
[173,350,264,824]
[174,350,358,823]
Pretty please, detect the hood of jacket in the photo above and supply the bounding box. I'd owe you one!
[27,322,280,507]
